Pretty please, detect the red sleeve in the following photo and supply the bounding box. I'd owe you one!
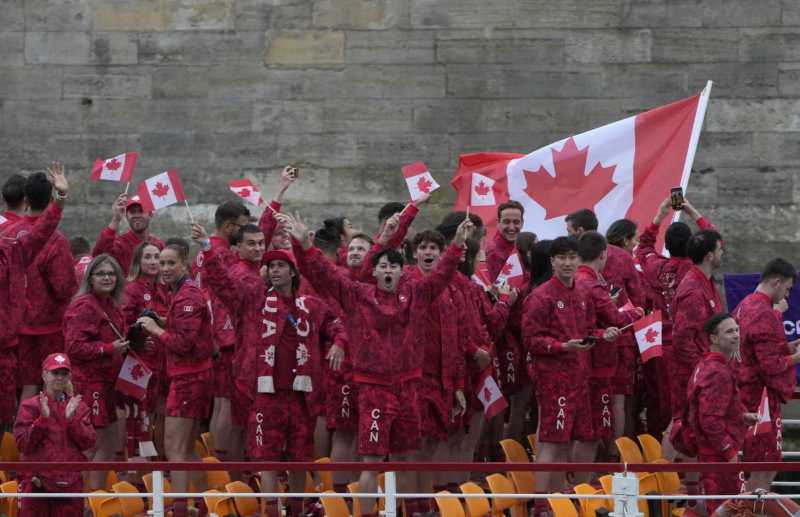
[161,288,210,356]
[589,283,640,328]
[16,204,62,265]
[92,226,119,259]
[318,303,348,352]
[485,237,513,283]
[478,289,511,342]
[258,200,282,245]
[356,242,384,282]
[624,255,646,308]
[751,309,797,401]
[13,401,48,455]
[522,292,563,354]
[385,205,418,249]
[121,284,144,327]
[673,290,705,370]
[697,369,739,459]
[64,298,115,360]
[201,249,247,318]
[696,217,718,232]
[293,241,358,313]
[635,223,665,281]
[42,234,80,302]
[65,403,97,451]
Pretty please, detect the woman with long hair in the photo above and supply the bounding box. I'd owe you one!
[137,243,212,517]
[63,254,128,491]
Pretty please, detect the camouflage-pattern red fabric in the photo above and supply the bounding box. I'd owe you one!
[686,352,746,461]
[325,363,359,431]
[697,454,745,515]
[673,267,723,375]
[418,373,456,440]
[74,254,92,279]
[357,381,421,456]
[484,232,515,283]
[663,345,689,419]
[0,349,17,422]
[212,347,235,398]
[63,292,125,385]
[80,380,118,427]
[603,245,646,309]
[165,369,213,420]
[589,377,614,440]
[248,390,315,461]
[257,200,283,247]
[121,277,169,383]
[613,346,637,396]
[160,277,213,378]
[0,205,63,349]
[17,332,66,388]
[191,235,238,354]
[92,227,165,276]
[18,479,85,517]
[536,374,594,443]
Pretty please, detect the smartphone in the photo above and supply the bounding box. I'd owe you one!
[581,336,599,345]
[290,167,299,177]
[609,285,622,296]
[671,187,684,210]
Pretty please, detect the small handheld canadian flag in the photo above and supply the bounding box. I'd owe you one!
[618,300,634,313]
[135,170,186,214]
[230,179,265,207]
[470,172,502,207]
[632,310,662,363]
[495,250,525,288]
[476,367,508,420]
[402,161,440,201]
[91,153,137,183]
[746,387,772,437]
[473,264,492,293]
[115,350,153,401]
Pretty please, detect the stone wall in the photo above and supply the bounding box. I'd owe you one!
[2,0,799,282]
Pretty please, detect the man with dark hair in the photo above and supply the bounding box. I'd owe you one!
[564,209,598,235]
[193,200,251,285]
[257,167,297,253]
[343,233,374,277]
[93,193,165,275]
[435,211,486,244]
[69,235,92,278]
[287,212,474,517]
[522,236,620,514]
[314,224,342,263]
[370,195,430,256]
[687,313,755,515]
[575,232,642,466]
[1,173,26,229]
[378,202,406,228]
[485,201,524,282]
[734,258,800,490]
[6,167,80,408]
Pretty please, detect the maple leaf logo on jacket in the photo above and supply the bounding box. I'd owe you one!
[105,158,121,171]
[474,181,490,197]
[129,363,146,381]
[416,175,433,194]
[644,327,659,343]
[151,182,170,199]
[522,137,617,220]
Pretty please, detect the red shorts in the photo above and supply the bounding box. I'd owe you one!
[742,396,783,462]
[663,346,688,419]
[698,454,745,514]
[589,377,614,440]
[75,380,118,428]
[17,332,64,387]
[535,374,593,443]
[326,364,359,431]
[0,347,17,423]
[633,352,645,392]
[165,369,213,420]
[231,385,251,428]
[212,347,234,399]
[418,374,456,440]
[357,380,421,456]
[612,344,636,396]
[247,390,315,461]
[498,343,527,396]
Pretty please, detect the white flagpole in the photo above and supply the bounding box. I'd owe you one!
[124,182,130,195]
[184,200,195,223]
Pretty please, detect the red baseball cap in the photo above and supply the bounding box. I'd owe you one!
[262,249,297,268]
[42,353,71,372]
[126,195,143,209]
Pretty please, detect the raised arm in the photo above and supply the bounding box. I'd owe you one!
[93,193,127,260]
[383,195,427,249]
[191,223,250,316]
[65,403,97,451]
[258,167,297,244]
[17,163,69,264]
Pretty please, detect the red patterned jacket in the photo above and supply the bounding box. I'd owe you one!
[687,352,746,460]
[733,292,797,408]
[6,215,79,334]
[601,245,644,350]
[92,228,165,276]
[484,232,515,283]
[191,236,237,350]
[294,240,462,384]
[63,292,126,384]
[673,266,723,374]
[0,205,63,348]
[257,200,283,246]
[121,277,169,371]
[160,277,213,378]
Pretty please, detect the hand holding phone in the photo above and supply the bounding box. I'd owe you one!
[581,336,600,346]
[609,285,622,296]
[671,187,684,210]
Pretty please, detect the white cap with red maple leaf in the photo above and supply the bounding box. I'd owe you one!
[401,161,440,201]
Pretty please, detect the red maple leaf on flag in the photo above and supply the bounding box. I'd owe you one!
[129,363,146,381]
[416,175,433,194]
[483,386,493,402]
[501,262,514,277]
[644,327,660,344]
[522,137,617,220]
[152,182,170,199]
[105,158,121,171]
[238,188,251,198]
[474,181,490,197]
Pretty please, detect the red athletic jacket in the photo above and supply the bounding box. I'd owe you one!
[74,254,92,279]
[484,232,515,283]
[522,276,604,383]
[574,265,641,377]
[462,277,511,347]
[92,227,165,276]
[601,245,644,351]
[687,352,746,460]
[121,277,169,371]
[160,277,213,378]
[201,248,347,404]
[257,200,283,247]
[1,211,21,229]
[191,236,237,350]
[63,292,126,384]
[14,392,96,490]
[6,215,79,334]
[0,205,63,348]
[673,266,723,374]
[733,292,797,409]
[294,240,462,384]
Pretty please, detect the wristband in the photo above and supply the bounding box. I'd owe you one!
[200,239,210,249]
[55,191,67,201]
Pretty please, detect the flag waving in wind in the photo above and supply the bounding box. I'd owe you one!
[91,153,137,183]
[495,250,525,288]
[115,350,153,401]
[135,170,185,213]
[633,310,663,363]
[476,367,508,420]
[746,387,773,437]
[402,161,440,201]
[230,179,265,207]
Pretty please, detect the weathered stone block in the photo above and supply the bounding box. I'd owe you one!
[266,30,345,65]
[278,134,358,167]
[566,29,652,63]
[446,65,603,99]
[340,65,446,99]
[0,32,25,66]
[435,30,564,64]
[620,1,703,28]
[753,133,800,167]
[693,133,756,169]
[313,0,408,29]
[138,32,265,65]
[25,0,92,30]
[346,30,434,64]
[165,0,235,30]
[1,0,24,30]
[715,168,793,205]
[24,32,137,65]
[323,100,412,133]
[600,65,688,101]
[778,64,800,96]
[140,132,217,166]
[93,0,168,30]
[652,29,740,63]
[85,100,188,133]
[706,99,800,133]
[207,66,274,99]
[739,28,800,62]
[63,73,151,99]
[252,101,325,133]
[0,100,85,134]
[687,63,777,98]
[0,69,60,99]
[413,100,485,133]
[355,134,450,167]
[91,32,138,65]
[186,102,253,133]
[152,67,210,98]
[513,0,623,28]
[234,0,312,30]
[785,0,800,26]
[483,99,623,134]
[410,0,513,29]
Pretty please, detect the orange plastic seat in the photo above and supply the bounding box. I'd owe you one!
[201,432,214,456]
[573,483,608,517]
[195,439,209,458]
[460,482,490,517]
[305,457,333,495]
[226,481,260,517]
[599,475,614,509]
[436,491,465,517]
[96,495,124,517]
[204,489,236,516]
[500,438,530,463]
[638,434,663,463]
[0,480,17,517]
[143,473,175,508]
[111,481,145,517]
[548,494,577,517]
[652,459,683,517]
[203,456,231,491]
[486,474,518,517]
[320,490,351,517]
[1,433,19,462]
[526,433,537,459]
[614,437,649,478]
[639,473,660,517]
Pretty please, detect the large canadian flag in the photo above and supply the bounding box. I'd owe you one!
[230,179,265,207]
[495,250,526,288]
[115,350,152,401]
[402,161,440,201]
[452,84,712,253]
[91,153,137,182]
[135,170,185,213]
[632,310,663,363]
[476,367,508,420]
[746,387,773,437]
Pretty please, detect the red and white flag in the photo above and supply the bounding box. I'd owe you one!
[135,170,185,213]
[473,264,492,292]
[746,387,773,437]
[452,84,713,253]
[632,310,662,363]
[402,161,440,201]
[91,153,137,182]
[0,214,8,229]
[115,350,152,401]
[230,179,265,207]
[469,172,504,207]
[476,367,508,420]
[495,250,525,288]
[618,300,635,313]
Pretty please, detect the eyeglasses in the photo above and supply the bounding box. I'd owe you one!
[92,271,117,278]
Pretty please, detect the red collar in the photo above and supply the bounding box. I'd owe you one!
[123,230,147,245]
[753,291,772,306]
[412,267,424,280]
[689,265,716,291]
[549,275,574,292]
[577,265,598,280]
[703,351,729,365]
[667,257,684,266]
[2,212,21,223]
[237,258,260,272]
[493,232,516,252]
[22,214,41,223]
[210,235,230,250]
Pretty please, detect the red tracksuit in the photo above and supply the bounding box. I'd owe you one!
[484,232,515,283]
[733,292,796,462]
[687,352,746,513]
[14,392,96,517]
[257,200,283,246]
[574,265,640,439]
[1,211,21,229]
[92,227,165,276]
[74,254,92,279]
[0,204,63,421]
[6,215,79,387]
[672,266,723,417]
[160,277,214,420]
[63,292,126,427]
[522,276,604,443]
[294,240,463,455]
